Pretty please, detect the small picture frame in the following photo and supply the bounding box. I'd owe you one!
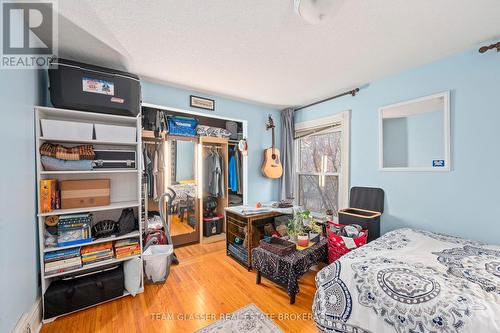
[190,95,215,111]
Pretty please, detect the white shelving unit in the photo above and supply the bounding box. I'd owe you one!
[35,106,144,323]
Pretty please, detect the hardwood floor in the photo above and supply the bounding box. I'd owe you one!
[41,241,321,333]
[170,214,196,236]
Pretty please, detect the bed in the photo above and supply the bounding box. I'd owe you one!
[313,228,500,333]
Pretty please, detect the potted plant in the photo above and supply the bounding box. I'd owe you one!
[300,210,322,243]
[287,210,317,246]
[307,218,322,243]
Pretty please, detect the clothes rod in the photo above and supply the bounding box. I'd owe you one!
[295,88,360,111]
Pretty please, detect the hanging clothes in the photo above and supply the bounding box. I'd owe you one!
[228,146,238,192]
[236,147,243,195]
[143,143,165,200]
[205,148,225,198]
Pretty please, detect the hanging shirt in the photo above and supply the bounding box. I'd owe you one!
[228,147,237,192]
[218,152,225,198]
[206,152,220,197]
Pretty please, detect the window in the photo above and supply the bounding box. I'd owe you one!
[295,112,349,216]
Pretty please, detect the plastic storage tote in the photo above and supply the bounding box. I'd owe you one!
[143,244,173,284]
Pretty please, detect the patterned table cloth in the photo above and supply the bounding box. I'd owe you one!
[252,238,328,301]
[313,228,500,333]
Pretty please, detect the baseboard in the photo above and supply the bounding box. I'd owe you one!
[12,298,42,333]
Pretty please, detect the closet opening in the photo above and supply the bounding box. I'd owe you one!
[141,104,247,247]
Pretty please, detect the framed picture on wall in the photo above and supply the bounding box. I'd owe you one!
[190,95,215,111]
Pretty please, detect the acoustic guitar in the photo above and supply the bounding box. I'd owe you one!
[261,115,283,178]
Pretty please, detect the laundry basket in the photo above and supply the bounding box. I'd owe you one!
[143,244,173,284]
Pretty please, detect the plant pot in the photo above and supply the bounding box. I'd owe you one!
[297,234,309,247]
[289,235,298,243]
[309,232,319,243]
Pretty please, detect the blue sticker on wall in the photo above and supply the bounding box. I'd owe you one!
[433,160,445,167]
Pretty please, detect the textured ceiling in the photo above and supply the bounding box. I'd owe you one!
[56,0,500,107]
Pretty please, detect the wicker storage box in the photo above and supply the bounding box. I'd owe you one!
[259,237,296,256]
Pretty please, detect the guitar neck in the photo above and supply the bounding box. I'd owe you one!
[271,127,275,152]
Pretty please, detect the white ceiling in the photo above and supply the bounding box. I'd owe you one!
[56,0,500,108]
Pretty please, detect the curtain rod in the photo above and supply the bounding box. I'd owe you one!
[295,88,360,111]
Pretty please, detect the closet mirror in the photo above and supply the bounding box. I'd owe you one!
[168,138,198,239]
[379,91,450,171]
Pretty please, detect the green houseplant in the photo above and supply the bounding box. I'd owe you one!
[287,210,318,244]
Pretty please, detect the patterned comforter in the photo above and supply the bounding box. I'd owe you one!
[313,228,500,333]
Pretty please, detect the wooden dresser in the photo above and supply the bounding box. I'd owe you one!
[225,206,295,270]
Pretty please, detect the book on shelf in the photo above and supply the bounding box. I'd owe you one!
[45,264,83,275]
[82,256,114,266]
[115,250,141,259]
[45,256,82,269]
[81,241,113,254]
[115,244,140,252]
[44,259,82,274]
[44,252,80,263]
[82,252,114,262]
[44,247,80,261]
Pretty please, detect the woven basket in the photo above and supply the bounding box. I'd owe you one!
[259,237,296,256]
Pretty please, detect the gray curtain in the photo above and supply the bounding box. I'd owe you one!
[280,108,295,200]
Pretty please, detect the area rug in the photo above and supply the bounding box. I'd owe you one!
[195,304,283,333]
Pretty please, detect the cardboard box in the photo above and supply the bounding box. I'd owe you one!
[60,179,110,209]
[40,179,58,213]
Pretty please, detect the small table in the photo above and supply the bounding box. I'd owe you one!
[252,238,328,304]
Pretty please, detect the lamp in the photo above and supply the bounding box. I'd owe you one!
[294,0,344,25]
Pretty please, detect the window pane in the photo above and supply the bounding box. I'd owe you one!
[299,131,341,173]
[298,175,339,215]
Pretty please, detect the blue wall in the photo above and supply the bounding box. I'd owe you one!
[0,70,46,332]
[296,49,500,244]
[142,81,281,203]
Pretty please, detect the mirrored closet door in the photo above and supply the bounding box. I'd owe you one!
[167,136,200,245]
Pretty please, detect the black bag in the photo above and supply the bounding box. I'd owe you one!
[49,58,141,117]
[117,208,136,236]
[44,265,124,319]
[93,150,136,169]
[339,187,384,242]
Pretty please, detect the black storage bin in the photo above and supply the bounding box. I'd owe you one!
[338,187,384,242]
[93,149,136,169]
[44,265,124,319]
[203,216,223,237]
[49,58,141,117]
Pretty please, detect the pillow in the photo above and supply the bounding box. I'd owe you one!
[123,257,142,296]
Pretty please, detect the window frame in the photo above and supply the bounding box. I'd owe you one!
[294,111,350,215]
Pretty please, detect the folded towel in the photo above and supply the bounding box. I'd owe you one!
[41,156,93,171]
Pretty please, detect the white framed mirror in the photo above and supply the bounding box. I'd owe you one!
[379,91,450,171]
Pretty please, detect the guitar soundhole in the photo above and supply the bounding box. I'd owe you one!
[272,154,277,160]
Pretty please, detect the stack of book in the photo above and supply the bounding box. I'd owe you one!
[44,248,82,275]
[81,242,114,265]
[114,239,141,259]
[57,214,92,247]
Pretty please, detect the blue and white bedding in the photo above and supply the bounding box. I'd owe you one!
[313,228,500,333]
